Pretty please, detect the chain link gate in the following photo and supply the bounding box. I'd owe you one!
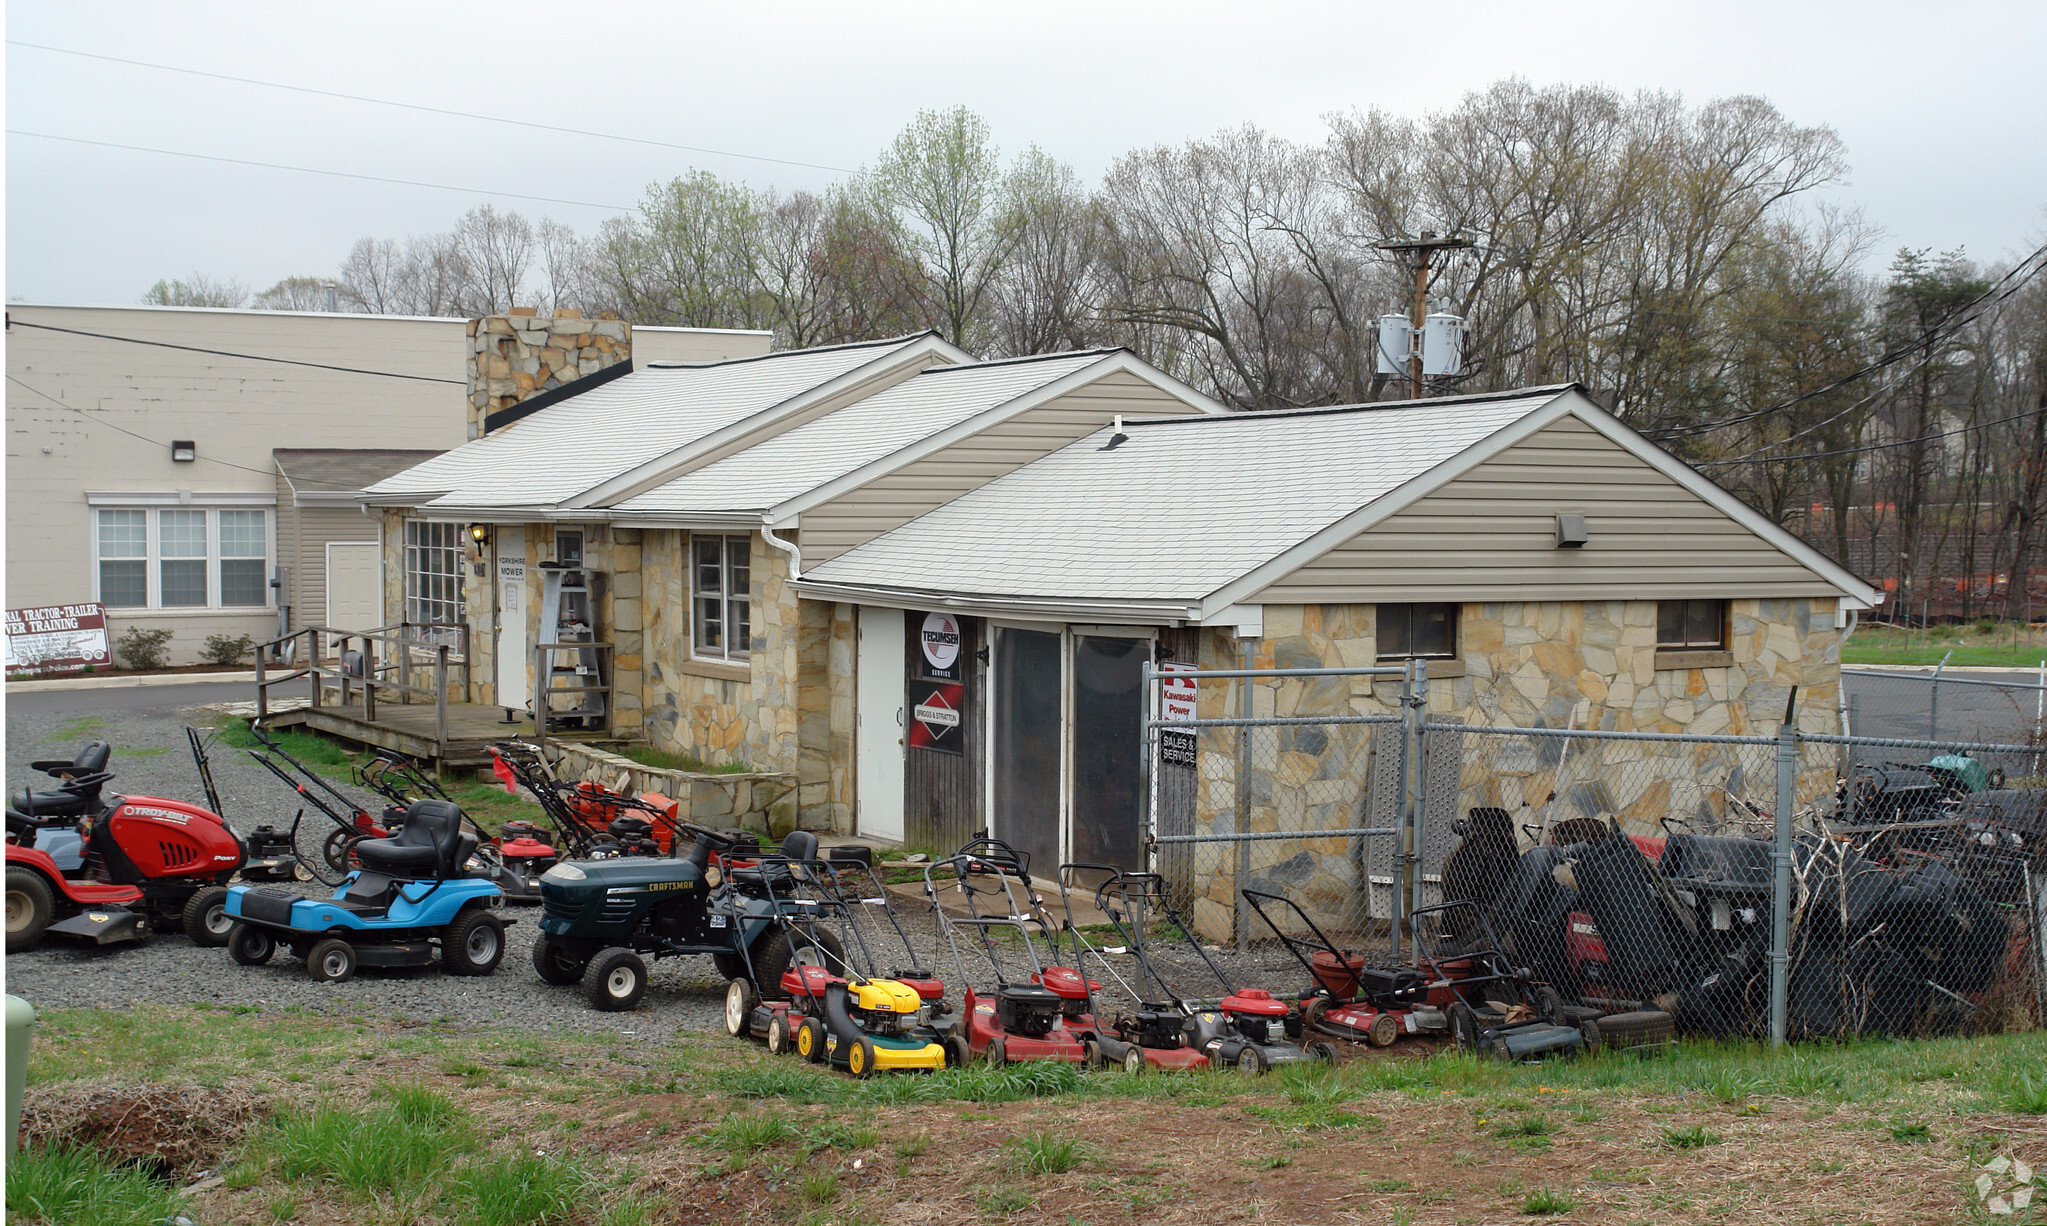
[1144,663,2046,1046]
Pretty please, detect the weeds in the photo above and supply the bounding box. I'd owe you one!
[2002,1070,2047,1115]
[1889,1120,1933,1143]
[4,1145,183,1226]
[1522,1186,1576,1215]
[453,1150,589,1226]
[703,1112,799,1159]
[799,1167,841,1204]
[1660,1125,1721,1150]
[1009,1131,1093,1175]
[978,1185,1036,1214]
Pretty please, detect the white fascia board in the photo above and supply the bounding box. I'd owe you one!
[294,490,371,508]
[86,490,278,506]
[792,578,1197,625]
[1202,604,1264,636]
[1194,395,1576,619]
[771,350,1209,521]
[566,333,974,510]
[1566,400,1883,609]
[360,490,451,507]
[604,509,764,531]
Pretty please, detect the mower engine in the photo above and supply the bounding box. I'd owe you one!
[238,823,301,882]
[1129,1005,1189,1049]
[848,979,926,1039]
[1034,965,1099,1021]
[607,815,661,858]
[495,820,558,901]
[995,985,1064,1037]
[1220,989,1292,1045]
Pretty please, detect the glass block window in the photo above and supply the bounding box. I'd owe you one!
[159,509,208,608]
[97,509,147,608]
[691,534,751,660]
[219,510,268,607]
[404,520,466,626]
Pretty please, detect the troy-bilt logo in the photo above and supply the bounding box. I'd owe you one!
[123,805,190,825]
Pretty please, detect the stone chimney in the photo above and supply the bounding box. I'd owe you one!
[467,307,632,439]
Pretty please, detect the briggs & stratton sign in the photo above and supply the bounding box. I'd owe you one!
[909,682,966,754]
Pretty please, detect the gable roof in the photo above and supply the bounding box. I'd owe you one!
[612,349,1143,518]
[798,385,1880,621]
[362,334,957,513]
[275,448,445,507]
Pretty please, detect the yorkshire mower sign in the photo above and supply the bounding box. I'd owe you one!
[6,603,112,676]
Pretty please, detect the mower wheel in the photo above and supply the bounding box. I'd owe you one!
[1591,1009,1674,1052]
[796,1016,827,1064]
[725,978,759,1037]
[1534,986,1564,1022]
[711,952,747,981]
[443,910,506,976]
[583,948,647,1012]
[530,933,583,985]
[1122,1046,1146,1076]
[847,1036,878,1078]
[985,1035,1007,1068]
[321,828,363,876]
[1578,1018,1602,1052]
[1367,1013,1400,1047]
[1236,1046,1267,1076]
[945,1034,971,1069]
[1081,1038,1103,1070]
[5,867,54,953]
[1447,1002,1481,1053]
[227,922,275,966]
[766,1012,792,1055]
[306,938,358,983]
[1307,1040,1342,1064]
[751,927,848,998]
[183,886,235,947]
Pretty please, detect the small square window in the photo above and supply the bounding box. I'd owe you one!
[1377,603,1457,659]
[1658,600,1726,650]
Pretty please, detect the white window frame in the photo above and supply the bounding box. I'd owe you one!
[86,496,275,612]
[403,519,468,628]
[690,532,752,661]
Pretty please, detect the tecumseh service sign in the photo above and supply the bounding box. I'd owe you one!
[909,611,968,754]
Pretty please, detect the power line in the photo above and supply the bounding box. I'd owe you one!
[7,39,858,176]
[1695,402,2042,468]
[7,318,466,384]
[6,374,365,488]
[8,130,636,213]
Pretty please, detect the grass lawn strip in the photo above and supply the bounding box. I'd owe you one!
[12,1005,2046,1225]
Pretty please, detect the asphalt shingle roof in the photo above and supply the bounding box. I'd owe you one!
[614,351,1116,514]
[364,336,926,509]
[274,449,445,493]
[804,388,1570,603]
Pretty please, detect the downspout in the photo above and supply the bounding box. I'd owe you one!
[761,522,800,581]
[1838,605,1859,737]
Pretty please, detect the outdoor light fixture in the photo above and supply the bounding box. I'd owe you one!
[170,440,196,463]
[468,523,490,576]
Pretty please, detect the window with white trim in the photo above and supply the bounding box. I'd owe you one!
[404,520,466,626]
[91,506,271,610]
[691,534,751,660]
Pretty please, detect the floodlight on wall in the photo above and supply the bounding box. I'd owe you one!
[170,440,196,463]
[1556,513,1588,549]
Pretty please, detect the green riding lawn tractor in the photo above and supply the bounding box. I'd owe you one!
[531,825,846,1011]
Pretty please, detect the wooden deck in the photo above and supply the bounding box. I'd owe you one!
[265,700,615,770]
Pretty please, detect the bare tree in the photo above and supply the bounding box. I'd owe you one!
[449,205,535,315]
[874,106,1018,351]
[253,276,342,311]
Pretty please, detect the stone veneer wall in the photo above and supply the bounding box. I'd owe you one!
[467,308,630,439]
[1181,598,1845,942]
[796,600,857,832]
[543,741,797,836]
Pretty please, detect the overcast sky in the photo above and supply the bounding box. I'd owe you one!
[6,0,2044,307]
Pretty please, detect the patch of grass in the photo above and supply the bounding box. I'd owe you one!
[855,1059,1084,1105]
[260,1088,473,1200]
[5,1144,185,1226]
[1889,1120,1933,1143]
[1008,1131,1093,1175]
[1364,1178,1412,1192]
[1250,1153,1292,1169]
[617,744,755,774]
[977,1186,1036,1215]
[1522,1186,1576,1216]
[1491,1113,1553,1139]
[268,1192,301,1221]
[799,1167,842,1204]
[703,1112,800,1159]
[2000,1070,2047,1114]
[728,1064,850,1105]
[452,1150,591,1226]
[45,714,110,742]
[1660,1124,1721,1150]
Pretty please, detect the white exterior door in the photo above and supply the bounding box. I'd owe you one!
[495,527,528,710]
[856,606,906,844]
[325,542,381,649]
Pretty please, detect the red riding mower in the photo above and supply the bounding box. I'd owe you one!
[6,735,293,951]
[926,840,1093,1066]
[1242,889,1437,1058]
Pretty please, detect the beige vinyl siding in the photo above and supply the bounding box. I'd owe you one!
[297,507,379,629]
[1254,414,1845,604]
[798,370,1202,565]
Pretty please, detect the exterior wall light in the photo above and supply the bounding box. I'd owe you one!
[170,440,196,463]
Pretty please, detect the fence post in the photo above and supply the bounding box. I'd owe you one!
[1406,660,1431,956]
[255,638,268,722]
[1929,647,1952,742]
[1769,719,1797,1049]
[534,642,548,760]
[1843,695,1859,828]
[1233,641,1253,949]
[435,646,450,750]
[1141,660,1156,874]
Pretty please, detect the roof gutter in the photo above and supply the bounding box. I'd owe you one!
[792,578,1198,624]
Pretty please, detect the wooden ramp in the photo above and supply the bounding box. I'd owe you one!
[264,701,613,770]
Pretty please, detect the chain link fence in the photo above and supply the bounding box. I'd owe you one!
[1146,663,2047,1045]
[1844,666,2047,747]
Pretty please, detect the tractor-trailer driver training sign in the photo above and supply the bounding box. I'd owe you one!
[6,603,111,676]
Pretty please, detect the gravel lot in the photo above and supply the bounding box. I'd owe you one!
[6,683,1310,1037]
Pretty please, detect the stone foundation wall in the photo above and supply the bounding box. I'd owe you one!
[1182,598,1845,942]
[543,741,798,837]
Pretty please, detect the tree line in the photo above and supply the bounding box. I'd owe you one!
[148,82,2046,616]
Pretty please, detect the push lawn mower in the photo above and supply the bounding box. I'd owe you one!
[925,841,1091,1067]
[535,827,846,1012]
[1241,889,1437,1057]
[756,857,951,1077]
[1065,865,1320,1075]
[221,797,510,982]
[1409,899,1596,1061]
[6,735,294,952]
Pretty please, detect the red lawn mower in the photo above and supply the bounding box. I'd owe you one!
[1242,888,1438,1057]
[926,840,1094,1066]
[6,735,295,952]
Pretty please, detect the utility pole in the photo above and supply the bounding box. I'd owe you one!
[1376,232,1474,400]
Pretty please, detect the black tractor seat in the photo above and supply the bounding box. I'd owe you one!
[13,741,114,819]
[8,783,103,820]
[727,831,820,890]
[353,799,476,880]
